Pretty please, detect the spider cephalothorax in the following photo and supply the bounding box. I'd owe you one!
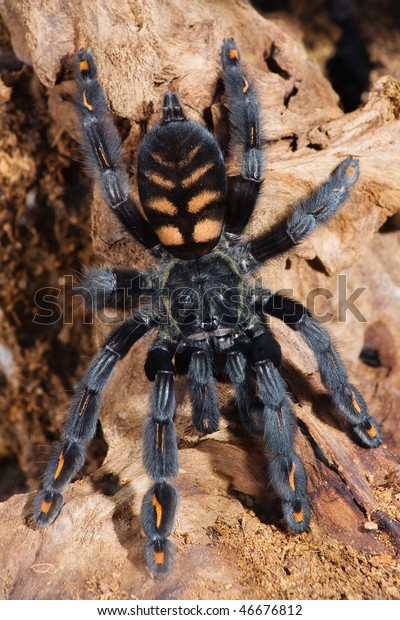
[34,39,382,578]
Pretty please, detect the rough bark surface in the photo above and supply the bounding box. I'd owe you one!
[1,0,400,601]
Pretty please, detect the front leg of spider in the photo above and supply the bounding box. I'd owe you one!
[34,315,152,525]
[255,359,310,531]
[261,293,382,447]
[225,327,310,530]
[188,347,220,433]
[141,339,179,578]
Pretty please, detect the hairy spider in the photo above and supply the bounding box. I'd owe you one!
[34,38,382,578]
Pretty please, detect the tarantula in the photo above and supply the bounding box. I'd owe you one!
[34,38,382,578]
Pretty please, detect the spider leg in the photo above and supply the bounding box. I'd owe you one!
[261,292,382,447]
[255,358,310,532]
[188,346,219,434]
[174,339,220,433]
[79,266,154,312]
[33,314,153,526]
[141,338,179,578]
[221,38,264,235]
[225,350,264,433]
[249,157,360,263]
[225,328,281,434]
[76,50,159,248]
[224,326,309,530]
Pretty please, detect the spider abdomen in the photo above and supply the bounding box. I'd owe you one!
[137,120,227,259]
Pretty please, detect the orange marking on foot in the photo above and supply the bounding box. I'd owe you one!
[147,197,178,215]
[152,495,163,528]
[288,462,296,492]
[82,91,93,111]
[365,424,377,438]
[229,48,239,60]
[346,165,356,177]
[79,59,89,73]
[293,509,304,523]
[351,392,362,413]
[54,451,65,480]
[181,163,214,189]
[156,225,184,246]
[192,219,222,243]
[243,78,249,93]
[153,550,165,564]
[145,171,175,190]
[187,190,222,213]
[40,500,52,514]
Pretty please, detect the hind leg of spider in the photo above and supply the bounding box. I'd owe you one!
[141,339,179,578]
[255,358,310,532]
[221,38,264,235]
[76,49,158,248]
[261,292,382,447]
[34,314,152,526]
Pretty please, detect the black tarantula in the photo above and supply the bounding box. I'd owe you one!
[34,38,382,578]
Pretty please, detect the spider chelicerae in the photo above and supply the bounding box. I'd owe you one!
[34,38,382,578]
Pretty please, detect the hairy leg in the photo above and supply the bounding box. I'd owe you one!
[249,157,359,263]
[34,314,153,526]
[141,337,179,578]
[261,292,381,447]
[221,37,264,235]
[76,49,159,248]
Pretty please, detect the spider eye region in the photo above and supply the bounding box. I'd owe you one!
[200,317,219,332]
[137,120,227,259]
[163,255,243,336]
